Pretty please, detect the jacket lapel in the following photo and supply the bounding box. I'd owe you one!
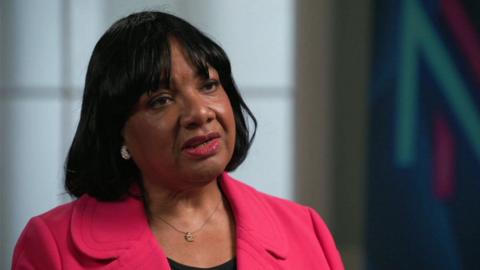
[220,173,290,270]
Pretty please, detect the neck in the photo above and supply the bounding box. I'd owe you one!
[144,177,223,222]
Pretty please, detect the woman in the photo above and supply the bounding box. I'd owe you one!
[12,11,344,270]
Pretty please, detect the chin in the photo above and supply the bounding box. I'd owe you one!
[184,161,227,184]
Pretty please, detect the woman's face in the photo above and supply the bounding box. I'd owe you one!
[123,40,236,190]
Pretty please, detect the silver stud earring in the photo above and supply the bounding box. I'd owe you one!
[120,145,131,160]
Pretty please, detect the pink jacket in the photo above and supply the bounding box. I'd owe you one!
[12,173,344,269]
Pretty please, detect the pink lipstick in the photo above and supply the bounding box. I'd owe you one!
[182,132,221,158]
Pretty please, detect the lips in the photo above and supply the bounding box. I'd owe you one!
[182,132,221,158]
[182,132,221,149]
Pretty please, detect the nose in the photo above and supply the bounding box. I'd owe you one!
[180,92,215,129]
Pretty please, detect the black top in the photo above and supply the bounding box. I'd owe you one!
[168,258,237,270]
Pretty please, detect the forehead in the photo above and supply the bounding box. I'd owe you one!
[169,40,197,78]
[163,39,220,84]
[156,38,209,82]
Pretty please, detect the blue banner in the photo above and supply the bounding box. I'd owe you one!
[367,0,480,269]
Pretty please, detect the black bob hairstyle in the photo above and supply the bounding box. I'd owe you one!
[65,11,256,201]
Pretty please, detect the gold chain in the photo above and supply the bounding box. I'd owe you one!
[155,196,222,242]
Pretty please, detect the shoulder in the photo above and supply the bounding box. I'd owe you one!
[19,198,78,244]
[12,199,78,269]
[16,196,88,246]
[222,173,335,239]
[222,173,344,269]
[246,185,334,237]
[34,198,78,227]
[12,195,153,269]
[223,173,317,222]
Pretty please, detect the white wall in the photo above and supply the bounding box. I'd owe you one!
[1,1,65,269]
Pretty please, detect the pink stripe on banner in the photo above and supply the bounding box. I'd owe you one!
[441,0,480,87]
[433,115,456,200]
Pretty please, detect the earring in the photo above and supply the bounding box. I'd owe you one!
[120,145,131,160]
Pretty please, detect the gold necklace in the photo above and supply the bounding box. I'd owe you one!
[155,197,222,242]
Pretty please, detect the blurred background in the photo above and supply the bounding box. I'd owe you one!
[1,0,479,269]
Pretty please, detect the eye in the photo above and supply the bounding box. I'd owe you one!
[148,94,173,108]
[201,79,220,93]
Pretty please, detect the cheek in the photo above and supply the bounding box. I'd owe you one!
[222,101,237,150]
[122,120,137,146]
[227,108,236,137]
[124,116,169,151]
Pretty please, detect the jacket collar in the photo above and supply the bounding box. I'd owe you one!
[69,173,289,269]
[71,194,168,269]
[71,194,150,258]
[220,173,289,260]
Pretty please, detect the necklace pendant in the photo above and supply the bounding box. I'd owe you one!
[184,232,194,242]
